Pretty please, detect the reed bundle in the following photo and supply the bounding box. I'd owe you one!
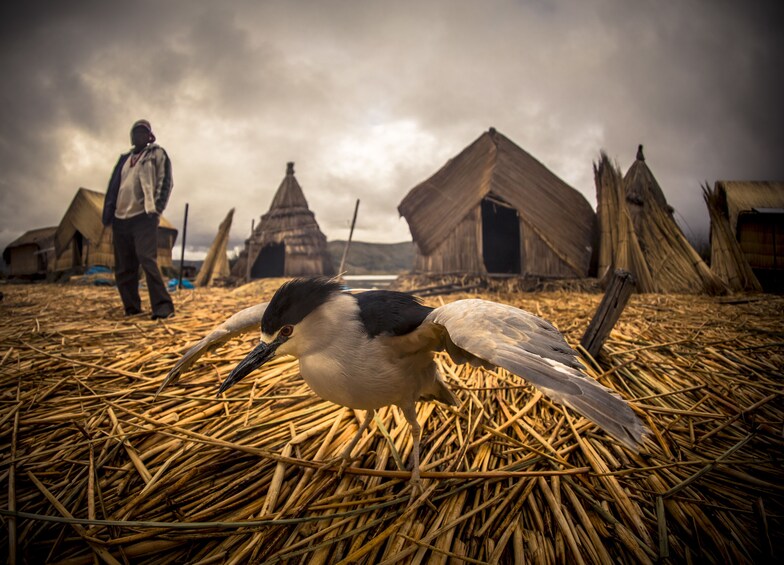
[595,150,728,295]
[594,154,655,293]
[194,209,234,287]
[701,184,762,292]
[1,282,782,563]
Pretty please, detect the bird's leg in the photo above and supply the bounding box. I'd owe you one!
[340,409,375,463]
[401,404,423,497]
[320,410,374,475]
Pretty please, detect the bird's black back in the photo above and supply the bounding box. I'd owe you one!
[355,290,433,337]
[262,277,343,334]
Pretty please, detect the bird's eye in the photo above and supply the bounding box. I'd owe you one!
[279,325,293,338]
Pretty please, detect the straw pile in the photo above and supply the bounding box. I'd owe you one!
[1,282,782,564]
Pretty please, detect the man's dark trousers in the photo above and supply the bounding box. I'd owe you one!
[112,214,174,317]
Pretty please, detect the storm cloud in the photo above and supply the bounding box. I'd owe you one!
[1,0,782,258]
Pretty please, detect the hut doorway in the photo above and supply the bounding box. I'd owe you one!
[250,243,285,278]
[481,196,521,274]
[737,211,783,292]
[73,233,85,267]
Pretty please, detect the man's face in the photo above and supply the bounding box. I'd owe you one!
[131,126,152,147]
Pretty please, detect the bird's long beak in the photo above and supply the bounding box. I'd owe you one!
[217,338,279,396]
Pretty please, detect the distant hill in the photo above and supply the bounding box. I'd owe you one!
[327,240,414,274]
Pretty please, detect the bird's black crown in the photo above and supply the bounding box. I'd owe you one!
[262,277,343,335]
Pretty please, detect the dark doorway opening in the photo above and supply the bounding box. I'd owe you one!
[251,243,285,278]
[738,212,783,293]
[482,196,521,274]
[74,233,85,267]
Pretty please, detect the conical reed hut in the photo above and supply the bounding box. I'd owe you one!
[595,152,655,292]
[243,163,334,279]
[596,147,727,294]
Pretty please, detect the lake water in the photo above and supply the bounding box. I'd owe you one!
[343,274,398,289]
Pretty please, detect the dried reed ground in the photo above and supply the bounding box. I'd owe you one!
[0,282,782,564]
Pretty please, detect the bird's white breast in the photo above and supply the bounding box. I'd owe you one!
[290,294,434,410]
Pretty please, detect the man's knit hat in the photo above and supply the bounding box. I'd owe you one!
[131,119,156,143]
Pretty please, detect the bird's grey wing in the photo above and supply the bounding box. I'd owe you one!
[426,299,646,450]
[155,302,268,398]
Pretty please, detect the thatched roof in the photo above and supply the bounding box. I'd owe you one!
[246,163,334,277]
[54,187,177,257]
[2,226,57,264]
[194,208,234,287]
[269,162,309,209]
[253,163,321,243]
[624,145,671,212]
[715,181,784,232]
[54,188,107,256]
[398,128,595,274]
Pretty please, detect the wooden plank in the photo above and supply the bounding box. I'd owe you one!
[580,269,635,357]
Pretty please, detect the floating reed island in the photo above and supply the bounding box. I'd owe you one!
[1,282,782,564]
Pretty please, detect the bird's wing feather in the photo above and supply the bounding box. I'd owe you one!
[426,299,646,450]
[155,302,268,398]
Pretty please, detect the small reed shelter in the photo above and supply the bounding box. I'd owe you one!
[398,128,596,277]
[707,181,784,292]
[194,209,234,287]
[2,226,57,277]
[241,163,334,279]
[53,187,178,273]
[596,147,726,294]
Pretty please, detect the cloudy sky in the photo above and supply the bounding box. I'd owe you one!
[1,0,782,259]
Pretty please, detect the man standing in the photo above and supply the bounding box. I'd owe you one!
[102,119,175,320]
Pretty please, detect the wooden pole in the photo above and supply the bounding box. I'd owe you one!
[580,269,635,358]
[339,199,360,275]
[178,203,189,290]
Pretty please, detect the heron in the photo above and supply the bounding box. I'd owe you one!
[157,277,645,489]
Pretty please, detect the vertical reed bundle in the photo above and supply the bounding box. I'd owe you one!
[702,183,762,292]
[594,153,655,292]
[194,208,234,287]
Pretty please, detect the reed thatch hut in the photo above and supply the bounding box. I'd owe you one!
[597,147,726,294]
[2,226,57,277]
[710,181,784,291]
[398,128,596,277]
[53,187,178,273]
[243,163,334,279]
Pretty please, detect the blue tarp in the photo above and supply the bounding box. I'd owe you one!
[85,265,112,275]
[168,278,195,290]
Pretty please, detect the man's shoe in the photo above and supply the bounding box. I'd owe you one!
[124,309,144,317]
[151,311,175,320]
